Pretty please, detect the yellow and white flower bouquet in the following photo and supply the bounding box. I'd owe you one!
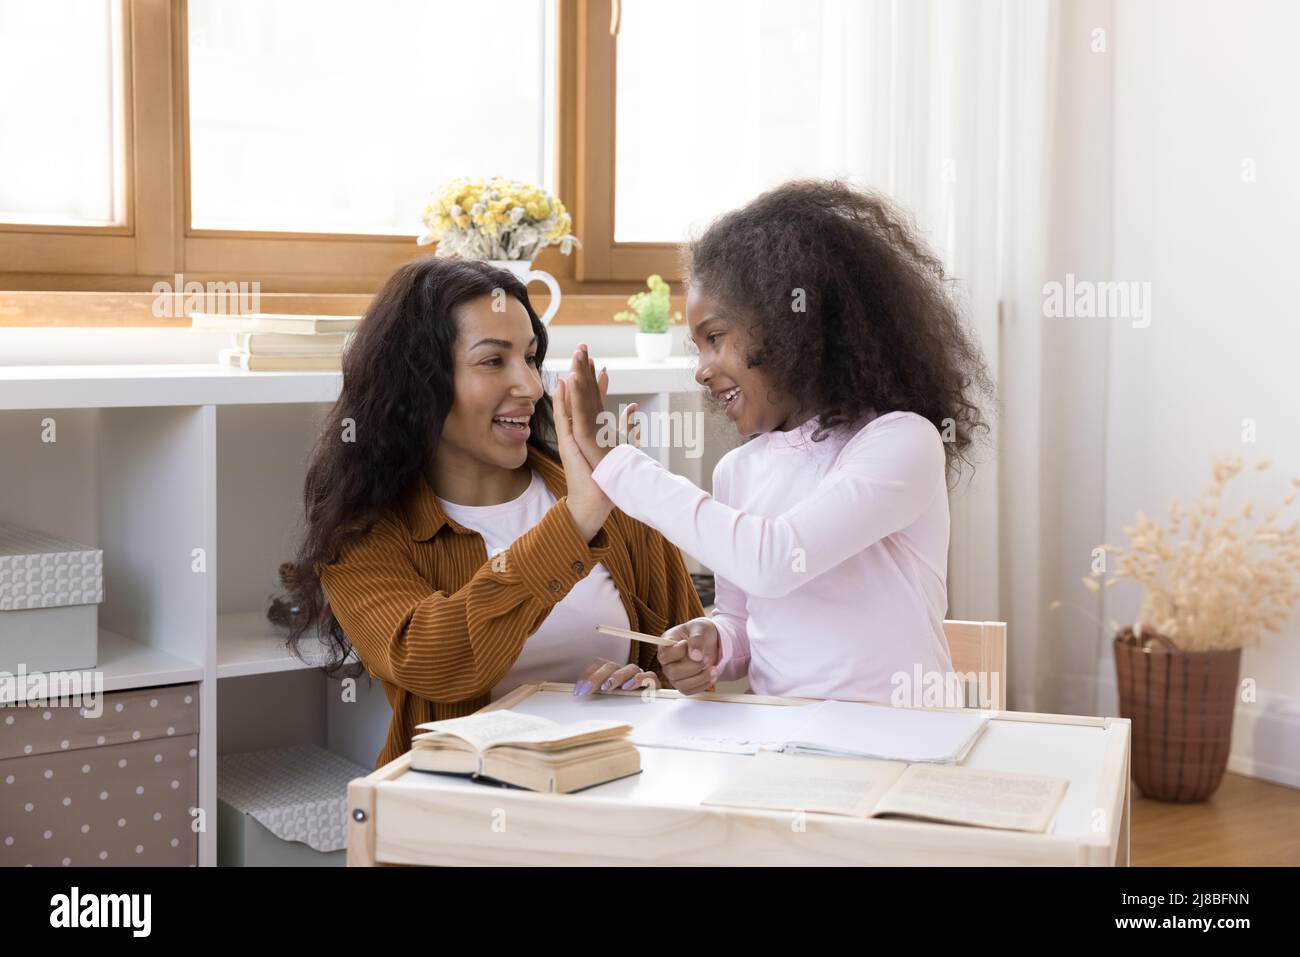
[418,177,579,261]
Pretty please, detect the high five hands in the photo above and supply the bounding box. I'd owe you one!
[556,347,718,696]
[553,346,657,696]
[550,346,613,545]
[553,345,640,472]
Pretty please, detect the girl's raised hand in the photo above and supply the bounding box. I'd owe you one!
[573,657,658,696]
[619,400,642,448]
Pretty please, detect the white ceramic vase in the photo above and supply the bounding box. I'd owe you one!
[486,260,561,326]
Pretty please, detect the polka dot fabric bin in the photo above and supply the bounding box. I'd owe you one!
[1,683,199,866]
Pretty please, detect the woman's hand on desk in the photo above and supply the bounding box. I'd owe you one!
[657,618,720,695]
[573,658,659,696]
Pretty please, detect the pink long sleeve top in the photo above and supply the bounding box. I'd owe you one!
[589,411,954,701]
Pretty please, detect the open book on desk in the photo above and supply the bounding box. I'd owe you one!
[704,751,1069,833]
[410,710,639,794]
[628,698,989,764]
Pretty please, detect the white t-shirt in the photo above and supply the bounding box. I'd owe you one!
[437,469,631,700]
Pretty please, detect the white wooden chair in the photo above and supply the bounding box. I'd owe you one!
[711,617,1008,711]
[944,619,1008,711]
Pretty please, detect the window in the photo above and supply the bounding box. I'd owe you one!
[577,0,889,281]
[4,0,741,312]
[0,0,127,227]
[186,0,556,236]
[615,0,831,244]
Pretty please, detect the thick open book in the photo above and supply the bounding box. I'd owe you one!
[410,710,640,794]
[703,751,1068,833]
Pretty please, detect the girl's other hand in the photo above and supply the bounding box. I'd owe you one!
[657,617,720,695]
[573,658,658,696]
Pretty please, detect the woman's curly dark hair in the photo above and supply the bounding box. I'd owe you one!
[269,255,558,676]
[685,179,994,485]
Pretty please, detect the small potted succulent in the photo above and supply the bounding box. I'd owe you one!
[614,274,681,361]
[1083,456,1300,802]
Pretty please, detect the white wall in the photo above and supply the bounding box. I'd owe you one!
[1102,0,1300,785]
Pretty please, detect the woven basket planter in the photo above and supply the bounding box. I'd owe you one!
[1113,626,1241,802]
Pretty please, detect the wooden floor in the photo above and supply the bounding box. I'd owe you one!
[1132,772,1300,865]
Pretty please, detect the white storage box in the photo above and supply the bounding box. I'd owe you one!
[0,523,103,674]
[217,744,371,867]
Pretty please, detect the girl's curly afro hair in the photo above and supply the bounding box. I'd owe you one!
[685,179,994,486]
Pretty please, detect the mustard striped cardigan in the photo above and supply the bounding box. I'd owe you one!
[318,445,704,768]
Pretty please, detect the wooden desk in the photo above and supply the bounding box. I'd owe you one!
[347,684,1131,866]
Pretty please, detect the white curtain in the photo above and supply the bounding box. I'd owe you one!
[813,0,1074,711]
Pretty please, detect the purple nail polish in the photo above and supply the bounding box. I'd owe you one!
[622,678,637,690]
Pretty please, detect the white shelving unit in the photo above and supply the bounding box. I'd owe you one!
[0,359,699,866]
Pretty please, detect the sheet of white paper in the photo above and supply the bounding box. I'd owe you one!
[628,697,987,764]
[785,700,989,764]
[627,698,818,753]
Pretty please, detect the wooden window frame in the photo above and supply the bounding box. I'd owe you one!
[0,0,172,282]
[0,0,681,322]
[572,0,681,283]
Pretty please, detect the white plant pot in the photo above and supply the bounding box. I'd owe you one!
[486,259,561,326]
[634,332,673,361]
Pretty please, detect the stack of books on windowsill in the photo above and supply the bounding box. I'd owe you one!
[192,312,362,371]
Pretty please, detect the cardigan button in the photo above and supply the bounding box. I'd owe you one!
[571,561,585,574]
[547,579,562,593]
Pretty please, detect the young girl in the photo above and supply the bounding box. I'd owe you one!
[554,179,992,703]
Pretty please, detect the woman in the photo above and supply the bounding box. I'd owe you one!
[279,256,703,769]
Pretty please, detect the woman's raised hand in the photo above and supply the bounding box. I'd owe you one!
[566,345,613,467]
[553,373,612,543]
[567,345,641,465]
